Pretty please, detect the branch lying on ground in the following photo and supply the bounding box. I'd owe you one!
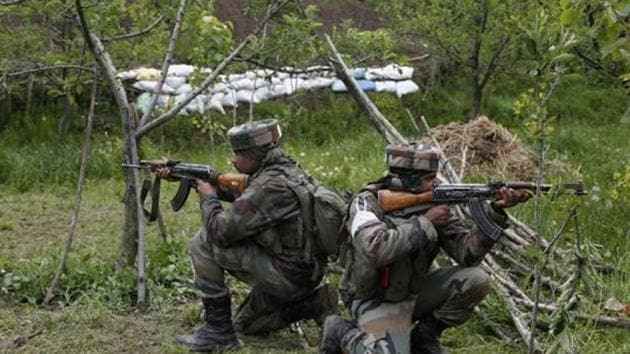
[514,297,630,329]
[0,330,42,351]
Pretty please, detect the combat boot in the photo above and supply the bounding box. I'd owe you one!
[175,295,241,352]
[410,315,449,354]
[319,315,357,354]
[281,283,339,326]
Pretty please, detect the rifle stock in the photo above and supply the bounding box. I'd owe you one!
[378,189,433,213]
[217,172,248,194]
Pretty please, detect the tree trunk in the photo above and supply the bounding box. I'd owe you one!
[467,0,488,121]
[59,93,72,144]
[118,174,140,268]
[26,74,34,115]
[469,79,482,120]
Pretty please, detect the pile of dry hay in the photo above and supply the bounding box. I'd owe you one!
[424,116,580,181]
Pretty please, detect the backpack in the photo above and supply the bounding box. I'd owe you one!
[287,180,350,259]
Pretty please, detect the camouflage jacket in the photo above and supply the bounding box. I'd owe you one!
[339,183,509,303]
[201,147,324,286]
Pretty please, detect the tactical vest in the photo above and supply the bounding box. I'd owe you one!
[340,185,437,304]
[248,163,309,258]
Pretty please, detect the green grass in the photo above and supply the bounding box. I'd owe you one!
[1,84,628,352]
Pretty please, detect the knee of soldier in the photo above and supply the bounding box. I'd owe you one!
[190,230,204,258]
[464,267,491,301]
[190,232,224,282]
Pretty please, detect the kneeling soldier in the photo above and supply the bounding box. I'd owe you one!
[174,119,337,351]
[320,143,529,354]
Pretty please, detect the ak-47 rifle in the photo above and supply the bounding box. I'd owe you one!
[378,181,586,240]
[122,159,248,221]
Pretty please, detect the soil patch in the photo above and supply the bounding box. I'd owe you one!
[215,0,388,41]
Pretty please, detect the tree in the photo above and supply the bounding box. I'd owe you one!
[0,0,170,138]
[386,0,536,120]
[558,0,628,90]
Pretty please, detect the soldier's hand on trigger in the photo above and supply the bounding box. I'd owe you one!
[424,204,450,227]
[153,167,173,179]
[493,187,531,209]
[196,180,217,198]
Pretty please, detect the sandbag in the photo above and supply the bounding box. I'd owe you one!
[174,84,193,96]
[331,79,375,92]
[395,80,420,97]
[375,80,397,93]
[136,68,161,81]
[132,81,176,95]
[116,69,138,81]
[304,78,335,90]
[167,64,195,77]
[165,76,187,89]
[221,90,238,107]
[208,93,226,114]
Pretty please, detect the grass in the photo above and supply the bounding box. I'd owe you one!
[1,84,628,352]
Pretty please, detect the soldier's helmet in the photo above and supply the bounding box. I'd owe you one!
[385,143,440,174]
[227,118,282,153]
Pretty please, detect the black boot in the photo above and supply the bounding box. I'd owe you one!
[281,283,339,326]
[319,315,356,354]
[410,315,449,354]
[175,295,241,352]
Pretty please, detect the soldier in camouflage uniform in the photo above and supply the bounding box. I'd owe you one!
[173,119,337,352]
[320,143,530,354]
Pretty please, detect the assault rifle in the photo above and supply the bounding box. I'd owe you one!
[122,159,248,221]
[378,181,586,240]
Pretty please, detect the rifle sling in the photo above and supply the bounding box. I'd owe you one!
[139,177,160,223]
[149,176,161,222]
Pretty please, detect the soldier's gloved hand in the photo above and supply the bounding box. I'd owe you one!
[424,204,450,227]
[196,180,217,198]
[351,197,379,237]
[493,187,531,209]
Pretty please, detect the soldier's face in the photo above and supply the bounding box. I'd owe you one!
[419,173,439,192]
[231,153,260,175]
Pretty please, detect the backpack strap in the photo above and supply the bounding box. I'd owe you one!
[285,179,324,282]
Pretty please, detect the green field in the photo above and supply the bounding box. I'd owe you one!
[1,85,629,353]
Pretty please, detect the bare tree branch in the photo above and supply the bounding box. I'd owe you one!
[6,65,96,77]
[0,0,27,5]
[75,0,148,308]
[43,71,98,307]
[135,0,293,139]
[234,56,331,75]
[514,297,630,329]
[433,36,465,65]
[480,36,510,90]
[102,14,164,43]
[138,0,186,128]
[326,34,408,145]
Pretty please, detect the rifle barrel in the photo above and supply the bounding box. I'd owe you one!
[121,163,147,168]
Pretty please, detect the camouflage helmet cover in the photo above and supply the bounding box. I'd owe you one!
[227,118,282,152]
[385,143,440,172]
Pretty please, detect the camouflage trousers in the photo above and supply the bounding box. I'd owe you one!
[190,228,318,335]
[342,266,491,354]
